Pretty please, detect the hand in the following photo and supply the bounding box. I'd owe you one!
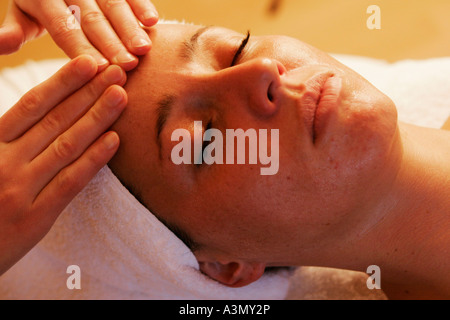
[0,0,158,71]
[0,55,127,275]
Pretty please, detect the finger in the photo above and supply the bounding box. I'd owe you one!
[67,0,139,71]
[0,2,44,54]
[31,131,120,227]
[18,65,126,160]
[97,0,152,56]
[126,0,159,27]
[0,55,97,143]
[0,23,25,55]
[33,1,109,68]
[29,85,127,193]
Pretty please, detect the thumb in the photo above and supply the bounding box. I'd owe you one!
[0,22,26,54]
[0,3,44,55]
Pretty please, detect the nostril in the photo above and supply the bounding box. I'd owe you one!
[267,90,274,102]
[267,81,276,103]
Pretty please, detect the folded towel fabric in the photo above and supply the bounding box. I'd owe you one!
[0,53,449,299]
[332,54,450,129]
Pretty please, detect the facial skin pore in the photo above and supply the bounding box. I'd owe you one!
[109,24,450,298]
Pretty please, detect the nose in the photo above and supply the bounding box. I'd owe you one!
[213,58,285,118]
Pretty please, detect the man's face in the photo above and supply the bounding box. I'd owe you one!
[109,23,400,265]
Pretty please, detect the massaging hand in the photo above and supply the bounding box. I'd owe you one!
[0,55,127,275]
[0,0,158,70]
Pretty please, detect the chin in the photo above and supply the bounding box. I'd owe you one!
[318,82,399,185]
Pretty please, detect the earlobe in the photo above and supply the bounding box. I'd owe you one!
[199,261,266,288]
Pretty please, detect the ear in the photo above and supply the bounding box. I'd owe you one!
[199,260,266,288]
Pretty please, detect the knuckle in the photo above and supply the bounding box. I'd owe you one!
[48,15,73,42]
[0,187,17,204]
[0,149,17,179]
[47,25,90,56]
[18,90,43,117]
[59,63,76,84]
[102,40,124,56]
[122,25,141,38]
[89,106,107,124]
[81,80,100,102]
[76,42,96,55]
[104,0,126,11]
[0,187,25,221]
[81,11,106,26]
[53,135,77,160]
[57,169,84,195]
[41,112,65,133]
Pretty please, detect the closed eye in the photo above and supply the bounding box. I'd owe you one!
[201,120,213,154]
[231,31,251,67]
[195,120,213,166]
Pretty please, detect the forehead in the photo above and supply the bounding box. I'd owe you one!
[127,24,205,104]
[120,24,205,186]
[147,23,201,67]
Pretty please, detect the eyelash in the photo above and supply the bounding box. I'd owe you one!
[202,120,213,151]
[198,32,250,166]
[231,31,251,67]
[197,120,213,166]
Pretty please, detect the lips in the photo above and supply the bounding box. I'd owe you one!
[302,73,331,142]
[281,67,338,142]
[313,76,342,142]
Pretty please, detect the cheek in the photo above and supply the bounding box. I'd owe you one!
[319,85,398,188]
[188,166,292,251]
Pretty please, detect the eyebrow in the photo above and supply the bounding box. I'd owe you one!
[156,95,175,160]
[155,27,215,159]
[180,25,215,61]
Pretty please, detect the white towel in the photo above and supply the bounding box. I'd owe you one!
[331,54,450,129]
[1,54,449,300]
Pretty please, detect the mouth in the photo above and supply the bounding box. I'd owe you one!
[304,73,331,143]
[313,75,342,143]
[281,67,342,144]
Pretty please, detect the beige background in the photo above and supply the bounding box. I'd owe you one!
[1,0,450,69]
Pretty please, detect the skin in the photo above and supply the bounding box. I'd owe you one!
[0,0,155,276]
[0,56,127,275]
[109,23,450,299]
[0,0,158,282]
[0,0,159,71]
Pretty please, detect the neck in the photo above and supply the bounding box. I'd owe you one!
[301,122,450,299]
[369,123,450,299]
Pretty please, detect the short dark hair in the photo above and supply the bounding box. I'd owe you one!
[117,174,201,252]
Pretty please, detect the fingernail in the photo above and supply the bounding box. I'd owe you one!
[105,87,125,107]
[142,10,158,23]
[104,132,119,149]
[97,57,109,68]
[75,57,96,76]
[113,52,137,65]
[104,66,125,83]
[131,35,151,49]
